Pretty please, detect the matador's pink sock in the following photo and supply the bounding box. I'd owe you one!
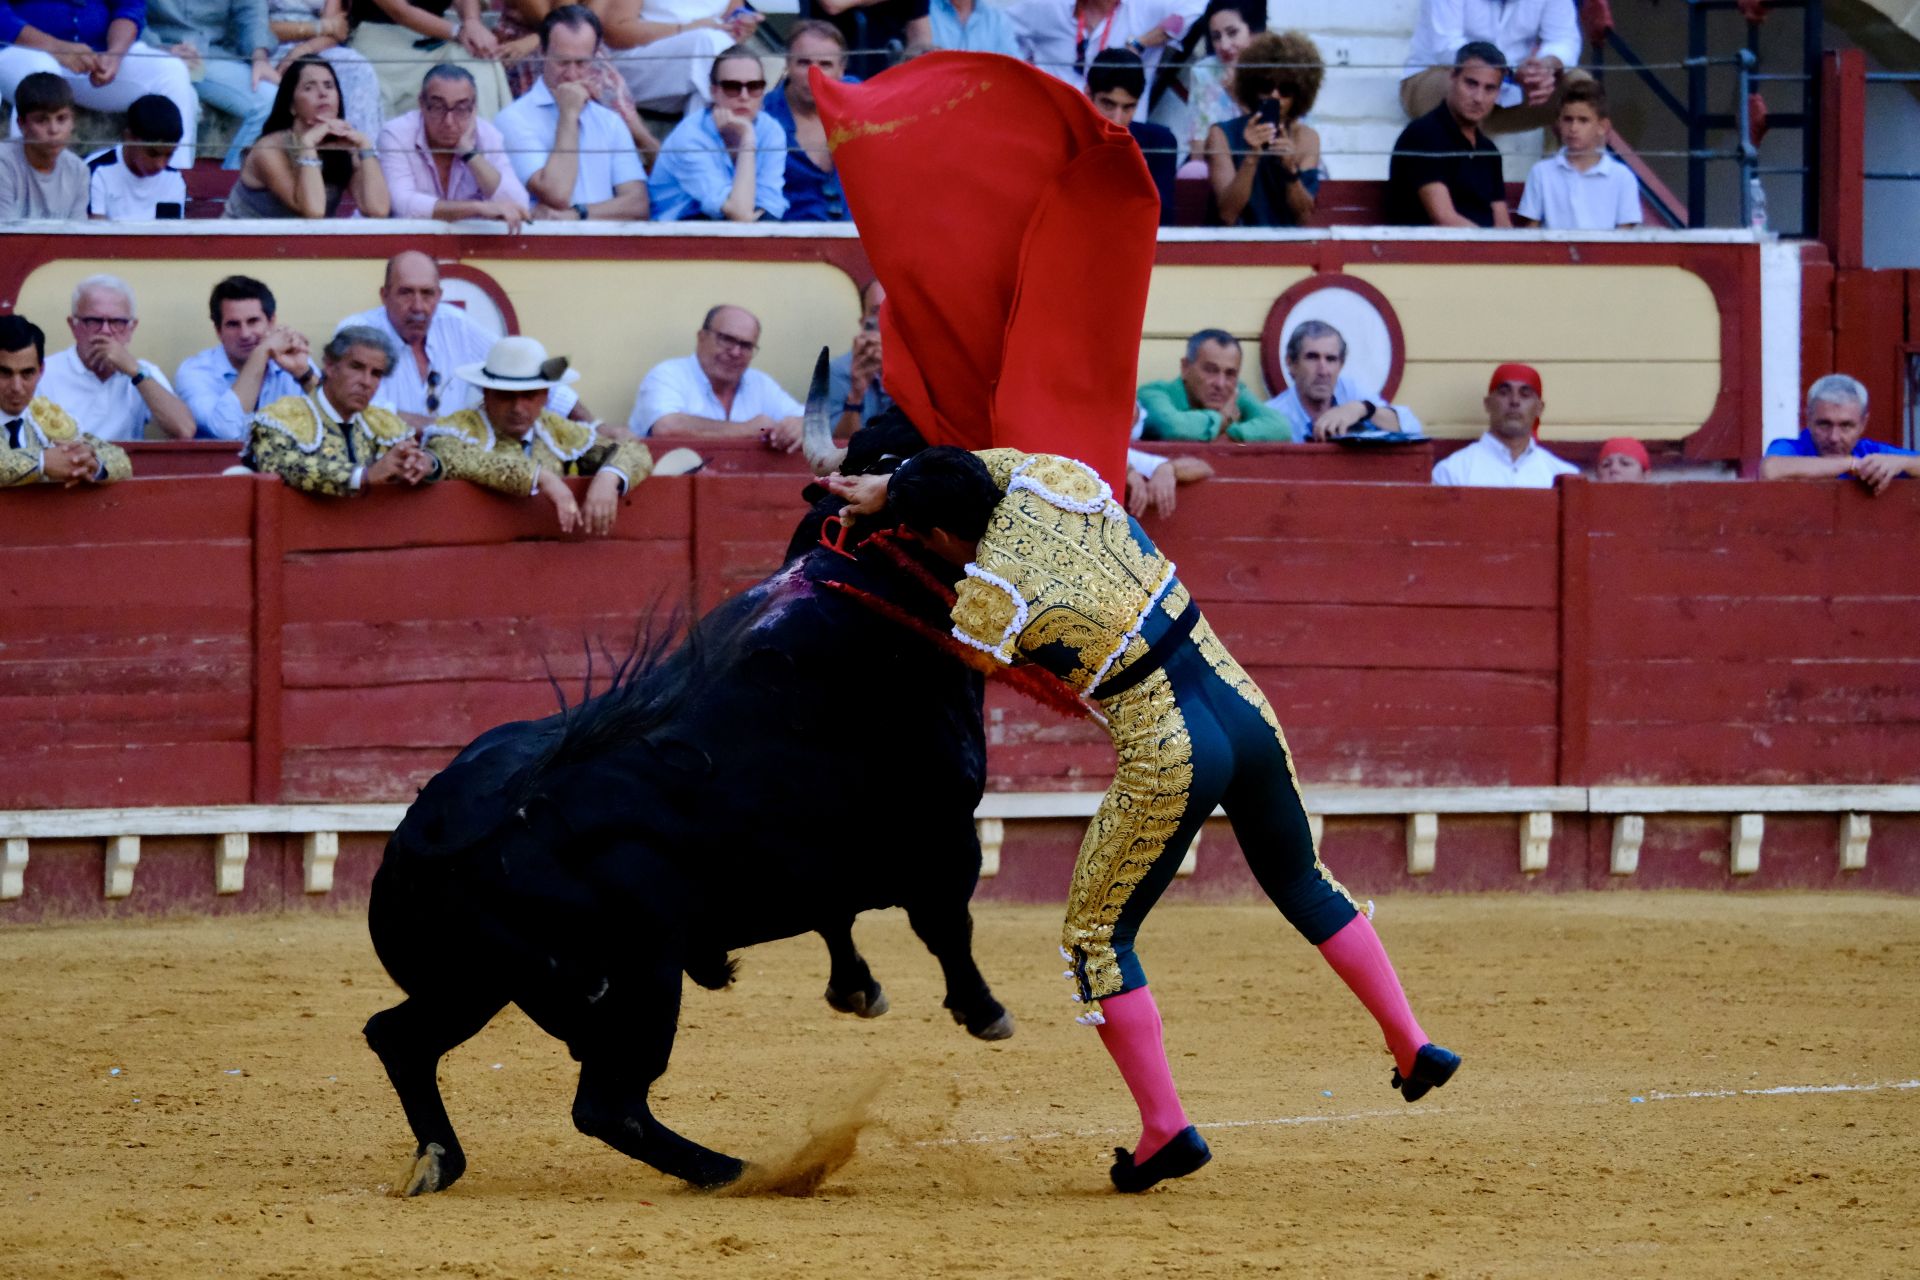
[1095,986,1189,1162]
[1316,913,1428,1076]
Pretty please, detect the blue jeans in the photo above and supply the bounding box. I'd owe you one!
[196,55,278,169]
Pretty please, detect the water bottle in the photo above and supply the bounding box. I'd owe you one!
[1747,176,1768,232]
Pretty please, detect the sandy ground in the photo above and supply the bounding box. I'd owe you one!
[3,895,1918,1279]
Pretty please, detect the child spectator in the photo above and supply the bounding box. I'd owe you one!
[0,73,88,221]
[1085,49,1175,225]
[1594,437,1650,482]
[1515,80,1640,230]
[87,95,188,221]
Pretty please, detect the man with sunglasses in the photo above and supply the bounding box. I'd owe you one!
[36,273,195,441]
[629,303,803,450]
[648,45,787,222]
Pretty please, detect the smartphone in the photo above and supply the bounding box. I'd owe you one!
[725,6,755,19]
[1256,98,1281,129]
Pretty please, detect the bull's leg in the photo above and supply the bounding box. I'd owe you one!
[567,967,745,1189]
[363,992,507,1195]
[906,899,1014,1041]
[819,918,888,1018]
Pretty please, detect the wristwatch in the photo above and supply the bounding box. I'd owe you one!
[457,150,478,164]
[573,202,589,221]
[1359,400,1377,422]
[1126,37,1146,54]
[129,368,148,388]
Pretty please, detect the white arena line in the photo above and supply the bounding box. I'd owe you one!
[904,1078,1920,1150]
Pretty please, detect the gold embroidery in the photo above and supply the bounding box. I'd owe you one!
[427,407,652,498]
[1061,665,1195,1006]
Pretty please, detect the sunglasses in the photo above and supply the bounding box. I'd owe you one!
[715,78,767,97]
[426,369,441,416]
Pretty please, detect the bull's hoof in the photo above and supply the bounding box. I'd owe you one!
[688,1155,749,1191]
[965,1008,1015,1042]
[394,1142,457,1197]
[824,983,890,1019]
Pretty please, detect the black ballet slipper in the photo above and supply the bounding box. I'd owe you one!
[1391,1043,1462,1102]
[1109,1125,1212,1193]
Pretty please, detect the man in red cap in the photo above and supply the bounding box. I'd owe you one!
[1432,362,1577,487]
[1595,437,1650,482]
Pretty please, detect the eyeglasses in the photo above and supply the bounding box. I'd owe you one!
[715,78,767,97]
[423,99,477,118]
[426,370,441,416]
[74,316,134,333]
[702,327,758,355]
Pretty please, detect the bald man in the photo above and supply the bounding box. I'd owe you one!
[335,251,589,427]
[628,303,804,451]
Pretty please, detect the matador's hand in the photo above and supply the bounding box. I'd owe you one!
[819,471,889,518]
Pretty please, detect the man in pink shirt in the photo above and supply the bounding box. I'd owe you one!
[376,65,531,227]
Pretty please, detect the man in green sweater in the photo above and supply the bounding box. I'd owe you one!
[1137,329,1292,442]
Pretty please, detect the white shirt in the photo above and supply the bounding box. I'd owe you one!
[335,304,578,419]
[1007,0,1204,91]
[1517,150,1641,230]
[1431,431,1578,488]
[628,354,803,436]
[494,79,646,207]
[1403,0,1580,78]
[36,346,173,442]
[86,146,187,221]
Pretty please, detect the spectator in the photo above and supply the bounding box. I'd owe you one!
[1760,375,1919,495]
[264,0,383,145]
[1401,0,1586,135]
[1160,0,1260,166]
[928,0,1019,58]
[245,324,437,495]
[1431,363,1576,487]
[0,72,88,220]
[764,21,851,223]
[1267,320,1424,441]
[1516,79,1638,230]
[36,274,196,441]
[1201,29,1322,227]
[1009,0,1200,94]
[87,93,187,219]
[828,278,891,436]
[1594,437,1649,482]
[649,45,786,222]
[814,0,929,80]
[0,314,130,487]
[378,64,530,225]
[1125,438,1213,518]
[337,249,583,425]
[1085,49,1174,225]
[426,334,654,533]
[1137,329,1289,442]
[593,0,753,117]
[0,0,201,171]
[630,304,804,448]
[495,6,651,221]
[140,0,278,169]
[492,0,660,165]
[1387,40,1509,228]
[176,275,318,440]
[224,56,391,218]
[346,0,511,121]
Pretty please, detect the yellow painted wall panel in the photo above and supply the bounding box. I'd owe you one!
[1141,265,1311,338]
[1395,360,1722,440]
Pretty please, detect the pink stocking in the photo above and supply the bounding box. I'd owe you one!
[1095,986,1189,1162]
[1316,913,1428,1076]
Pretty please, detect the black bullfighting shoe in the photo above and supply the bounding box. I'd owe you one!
[1109,1125,1212,1193]
[1391,1043,1462,1102]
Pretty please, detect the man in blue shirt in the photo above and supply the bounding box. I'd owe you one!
[0,0,201,170]
[762,20,850,222]
[651,44,787,222]
[1761,373,1919,495]
[175,275,316,441]
[1265,319,1424,441]
[928,0,1018,56]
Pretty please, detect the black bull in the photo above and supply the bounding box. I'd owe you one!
[363,532,1014,1193]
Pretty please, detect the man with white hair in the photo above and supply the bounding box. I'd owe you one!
[1266,320,1425,442]
[245,325,437,497]
[1761,374,1919,495]
[35,273,195,441]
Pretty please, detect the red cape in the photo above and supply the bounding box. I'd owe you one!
[813,53,1160,494]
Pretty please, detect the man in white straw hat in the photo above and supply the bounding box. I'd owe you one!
[428,334,692,535]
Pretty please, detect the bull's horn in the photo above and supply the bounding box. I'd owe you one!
[802,346,846,476]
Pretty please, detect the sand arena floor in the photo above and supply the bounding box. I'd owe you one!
[3,895,1917,1279]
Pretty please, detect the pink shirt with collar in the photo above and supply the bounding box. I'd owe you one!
[376,111,531,220]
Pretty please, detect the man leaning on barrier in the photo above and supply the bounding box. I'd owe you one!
[1760,374,1919,495]
[244,325,438,496]
[0,314,131,488]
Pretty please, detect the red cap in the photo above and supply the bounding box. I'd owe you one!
[1597,437,1651,470]
[1488,363,1544,396]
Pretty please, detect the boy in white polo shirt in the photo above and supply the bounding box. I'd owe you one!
[87,96,188,221]
[1516,80,1640,230]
